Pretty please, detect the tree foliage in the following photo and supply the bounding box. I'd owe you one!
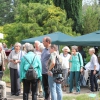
[0,0,16,25]
[3,3,77,46]
[53,0,82,33]
[82,4,100,34]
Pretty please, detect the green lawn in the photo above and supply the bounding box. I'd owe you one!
[2,68,10,83]
[63,94,99,100]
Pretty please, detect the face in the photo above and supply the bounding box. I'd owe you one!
[71,48,77,54]
[49,47,54,53]
[63,49,68,54]
[34,43,39,51]
[89,50,93,55]
[15,45,20,51]
[43,38,48,47]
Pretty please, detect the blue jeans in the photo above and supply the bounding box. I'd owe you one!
[48,76,62,100]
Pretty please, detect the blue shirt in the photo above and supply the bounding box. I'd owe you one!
[41,48,50,74]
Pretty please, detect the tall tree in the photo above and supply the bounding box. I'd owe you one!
[0,0,17,25]
[53,0,82,33]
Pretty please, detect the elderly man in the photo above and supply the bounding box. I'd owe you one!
[0,45,7,71]
[89,48,99,92]
[41,37,51,100]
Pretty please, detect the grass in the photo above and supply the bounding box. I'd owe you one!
[2,67,10,83]
[63,94,99,100]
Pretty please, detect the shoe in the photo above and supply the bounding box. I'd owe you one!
[15,93,20,96]
[4,98,7,100]
[11,93,15,96]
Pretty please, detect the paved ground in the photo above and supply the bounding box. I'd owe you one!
[6,85,99,100]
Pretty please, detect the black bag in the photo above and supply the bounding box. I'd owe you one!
[24,55,38,80]
[51,56,63,74]
[54,75,64,84]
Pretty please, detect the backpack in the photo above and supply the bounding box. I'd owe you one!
[24,55,38,80]
[51,56,63,74]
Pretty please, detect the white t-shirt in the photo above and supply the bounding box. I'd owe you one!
[60,53,71,69]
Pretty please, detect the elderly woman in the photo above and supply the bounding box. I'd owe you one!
[69,46,83,93]
[89,48,99,92]
[20,44,42,100]
[60,46,71,91]
[48,44,62,100]
[8,42,25,96]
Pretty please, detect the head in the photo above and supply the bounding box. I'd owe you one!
[25,44,34,53]
[43,37,51,48]
[89,48,95,55]
[78,46,83,51]
[49,44,57,53]
[62,46,70,54]
[38,43,45,52]
[71,46,78,55]
[34,40,40,51]
[14,42,21,52]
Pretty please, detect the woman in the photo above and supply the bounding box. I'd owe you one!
[89,48,99,92]
[48,44,62,100]
[60,46,71,91]
[20,44,42,100]
[8,42,25,96]
[69,46,83,93]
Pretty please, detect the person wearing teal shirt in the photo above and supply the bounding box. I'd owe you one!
[20,44,42,100]
[69,46,83,93]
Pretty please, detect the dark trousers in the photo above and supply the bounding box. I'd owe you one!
[23,79,38,100]
[90,70,98,91]
[42,74,50,100]
[0,65,2,71]
[10,68,20,95]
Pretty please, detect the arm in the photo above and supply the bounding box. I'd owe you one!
[93,56,97,74]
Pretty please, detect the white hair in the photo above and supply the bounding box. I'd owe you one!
[89,48,95,53]
[39,43,45,52]
[34,40,40,45]
[14,42,21,47]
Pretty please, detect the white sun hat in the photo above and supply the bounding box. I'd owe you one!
[62,46,70,52]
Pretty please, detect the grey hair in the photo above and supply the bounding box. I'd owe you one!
[39,43,45,52]
[71,46,78,51]
[89,48,95,53]
[25,44,34,53]
[14,42,21,47]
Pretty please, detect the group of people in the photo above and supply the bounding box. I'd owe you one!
[0,37,100,100]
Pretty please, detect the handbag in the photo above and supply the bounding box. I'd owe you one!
[24,55,38,80]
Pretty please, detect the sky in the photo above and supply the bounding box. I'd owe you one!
[83,0,98,5]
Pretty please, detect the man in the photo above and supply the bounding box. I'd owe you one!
[89,48,99,92]
[41,37,51,100]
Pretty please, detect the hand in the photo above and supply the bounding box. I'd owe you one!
[14,60,19,64]
[93,70,96,75]
[80,68,83,73]
[3,67,5,71]
[48,71,53,76]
